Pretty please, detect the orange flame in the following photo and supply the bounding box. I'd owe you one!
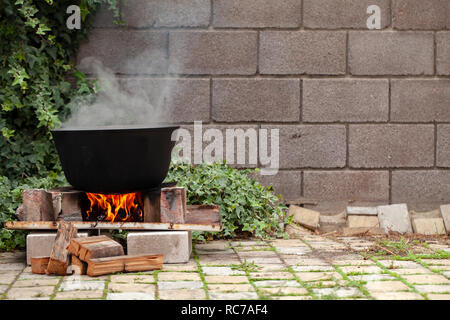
[85,192,143,222]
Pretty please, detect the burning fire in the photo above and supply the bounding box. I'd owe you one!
[85,192,144,222]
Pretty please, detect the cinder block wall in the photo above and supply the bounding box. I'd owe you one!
[78,0,450,213]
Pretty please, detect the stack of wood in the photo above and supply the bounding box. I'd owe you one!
[31,222,163,277]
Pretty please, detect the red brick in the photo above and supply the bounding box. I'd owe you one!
[213,0,301,28]
[303,171,389,202]
[260,31,346,75]
[349,31,434,75]
[392,0,450,30]
[169,31,257,75]
[437,32,450,75]
[261,125,346,169]
[349,125,434,168]
[391,80,450,122]
[303,79,388,123]
[437,125,450,167]
[303,0,390,29]
[212,79,300,122]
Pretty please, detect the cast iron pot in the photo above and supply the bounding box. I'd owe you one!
[51,124,180,194]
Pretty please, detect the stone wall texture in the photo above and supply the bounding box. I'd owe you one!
[78,0,450,212]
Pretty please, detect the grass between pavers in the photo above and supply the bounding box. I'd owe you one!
[333,265,372,300]
[49,276,65,300]
[0,265,27,300]
[102,275,111,300]
[153,270,160,300]
[192,248,210,300]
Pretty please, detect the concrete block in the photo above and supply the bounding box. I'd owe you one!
[26,232,89,265]
[412,218,446,235]
[349,124,434,168]
[127,231,192,264]
[260,31,346,75]
[346,207,378,216]
[212,78,300,122]
[303,79,388,123]
[437,32,450,75]
[251,170,302,203]
[347,216,380,228]
[392,0,450,30]
[437,125,450,167]
[349,31,434,75]
[440,205,450,233]
[377,204,413,234]
[213,0,301,28]
[169,31,258,75]
[288,205,320,230]
[303,0,390,29]
[391,80,450,122]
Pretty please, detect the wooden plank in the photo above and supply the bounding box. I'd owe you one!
[67,235,111,256]
[46,222,77,275]
[78,239,124,261]
[86,254,163,277]
[30,256,50,275]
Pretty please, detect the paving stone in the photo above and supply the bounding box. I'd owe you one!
[204,276,249,284]
[292,265,335,272]
[59,280,105,291]
[314,287,362,298]
[377,204,413,234]
[196,241,231,250]
[440,204,450,233]
[378,260,424,269]
[275,295,313,300]
[159,289,206,300]
[365,281,409,292]
[0,263,25,271]
[340,266,383,274]
[240,258,283,265]
[421,259,450,266]
[412,217,446,235]
[253,280,301,288]
[13,279,60,287]
[334,260,375,266]
[427,293,450,300]
[231,240,267,247]
[209,292,258,300]
[261,287,308,295]
[403,274,450,285]
[54,290,104,300]
[0,285,8,294]
[346,207,378,216]
[161,264,198,272]
[208,284,255,292]
[158,281,204,290]
[108,283,156,293]
[7,286,55,299]
[371,291,424,300]
[110,274,155,283]
[308,281,345,288]
[201,267,245,276]
[288,206,318,231]
[0,274,18,284]
[348,274,395,281]
[250,272,294,280]
[285,224,315,238]
[107,292,155,300]
[127,231,192,264]
[347,216,380,229]
[275,246,312,255]
[414,285,450,294]
[392,268,433,275]
[250,265,286,272]
[157,272,201,281]
[296,272,342,282]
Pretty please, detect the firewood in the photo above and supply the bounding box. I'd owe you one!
[30,256,50,274]
[78,238,124,261]
[46,222,77,275]
[86,254,163,277]
[21,189,55,221]
[67,235,110,256]
[71,255,87,275]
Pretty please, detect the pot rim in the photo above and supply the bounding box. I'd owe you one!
[52,123,180,133]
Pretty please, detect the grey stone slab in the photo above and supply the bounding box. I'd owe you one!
[440,204,450,233]
[377,204,413,234]
[346,207,378,216]
[107,292,155,300]
[158,281,204,290]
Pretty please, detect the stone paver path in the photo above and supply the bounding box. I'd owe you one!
[0,235,449,300]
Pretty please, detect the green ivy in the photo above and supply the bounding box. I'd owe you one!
[166,162,289,241]
[0,0,119,251]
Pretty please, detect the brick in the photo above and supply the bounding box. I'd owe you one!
[377,204,413,234]
[437,32,450,75]
[412,218,446,235]
[77,30,168,75]
[119,78,210,123]
[251,170,302,202]
[438,125,450,167]
[349,125,434,168]
[212,79,300,122]
[347,216,380,229]
[213,0,301,28]
[392,171,450,211]
[261,125,346,169]
[304,171,389,202]
[303,79,388,123]
[169,31,257,75]
[260,31,346,75]
[349,31,434,75]
[391,80,450,122]
[440,204,450,233]
[26,232,89,265]
[127,231,192,263]
[392,0,450,30]
[288,205,320,230]
[303,0,390,29]
[121,0,210,28]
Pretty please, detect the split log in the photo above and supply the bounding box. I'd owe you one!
[67,235,110,256]
[78,238,124,261]
[30,256,50,274]
[86,254,163,277]
[46,222,77,275]
[71,255,87,275]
